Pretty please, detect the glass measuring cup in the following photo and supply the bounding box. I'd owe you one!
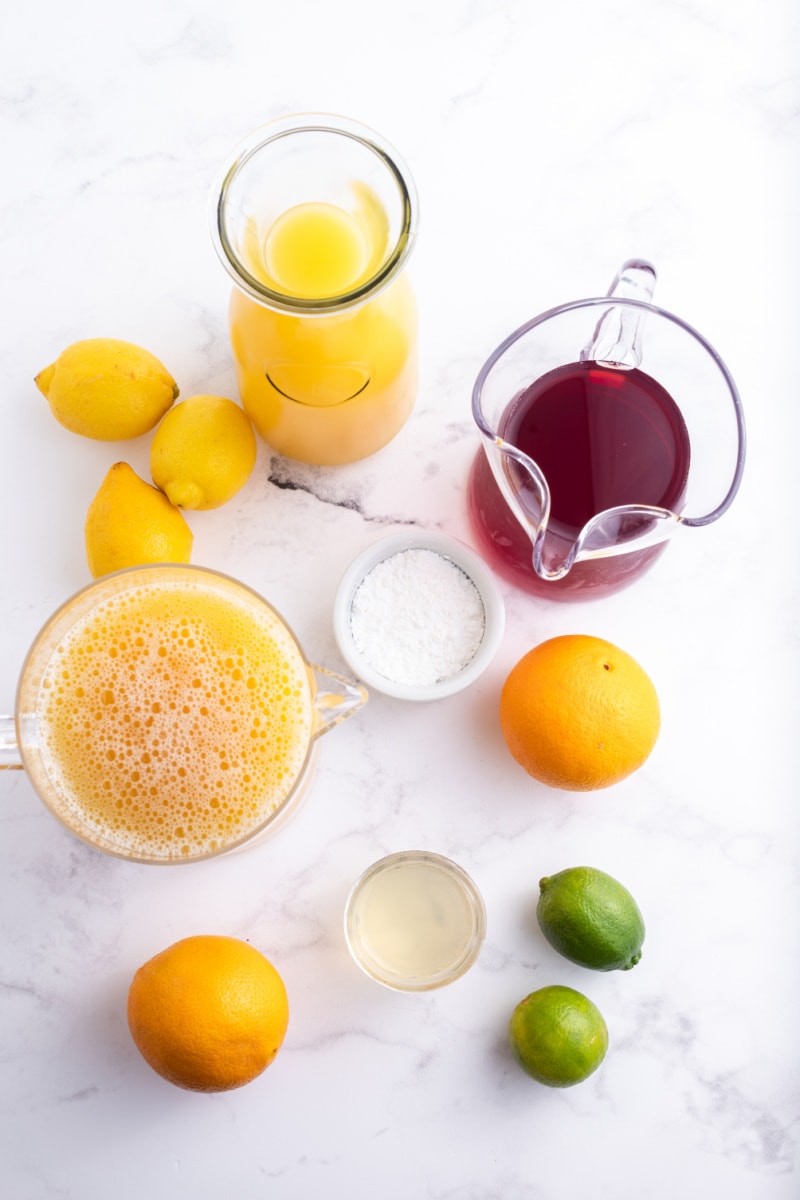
[467,261,746,599]
[0,564,367,863]
[210,113,419,466]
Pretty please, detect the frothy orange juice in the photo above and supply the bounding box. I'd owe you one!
[37,578,313,860]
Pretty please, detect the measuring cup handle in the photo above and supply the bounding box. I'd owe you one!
[309,664,368,738]
[581,258,657,368]
[0,715,23,770]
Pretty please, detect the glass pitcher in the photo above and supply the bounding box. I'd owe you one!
[0,564,367,863]
[467,261,746,599]
[210,113,419,466]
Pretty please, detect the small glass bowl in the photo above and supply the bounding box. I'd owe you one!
[344,851,487,991]
[333,530,505,701]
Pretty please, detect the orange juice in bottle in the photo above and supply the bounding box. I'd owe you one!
[212,115,418,465]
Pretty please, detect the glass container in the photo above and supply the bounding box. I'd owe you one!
[210,114,419,465]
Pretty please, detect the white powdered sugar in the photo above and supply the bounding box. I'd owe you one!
[349,548,486,687]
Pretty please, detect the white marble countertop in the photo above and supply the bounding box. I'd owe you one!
[1,1,798,1197]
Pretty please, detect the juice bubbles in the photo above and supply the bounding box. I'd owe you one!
[36,576,313,861]
[468,361,691,599]
[212,116,419,466]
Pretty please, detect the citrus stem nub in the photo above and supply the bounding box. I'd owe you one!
[34,363,56,397]
[165,481,205,509]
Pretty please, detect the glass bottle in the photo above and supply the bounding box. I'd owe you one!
[210,114,419,466]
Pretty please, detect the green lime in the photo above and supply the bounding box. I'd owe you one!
[509,985,608,1087]
[537,866,645,972]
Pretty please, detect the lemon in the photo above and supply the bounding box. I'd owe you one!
[35,338,178,440]
[509,985,608,1087]
[85,462,193,578]
[150,395,257,510]
[537,866,645,971]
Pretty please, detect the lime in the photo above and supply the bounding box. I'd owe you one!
[509,985,608,1087]
[537,866,645,972]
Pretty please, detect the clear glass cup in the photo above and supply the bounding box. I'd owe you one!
[467,261,746,599]
[210,113,419,465]
[0,564,367,863]
[344,851,487,991]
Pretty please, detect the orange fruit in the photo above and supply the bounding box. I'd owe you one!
[499,634,660,791]
[127,935,289,1092]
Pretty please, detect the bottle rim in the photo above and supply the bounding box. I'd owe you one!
[209,113,419,316]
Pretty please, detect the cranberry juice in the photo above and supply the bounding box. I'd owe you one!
[467,360,691,599]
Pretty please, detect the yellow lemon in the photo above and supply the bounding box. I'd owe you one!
[150,395,257,510]
[85,462,193,578]
[35,338,178,440]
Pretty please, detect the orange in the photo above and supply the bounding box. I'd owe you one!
[499,634,660,791]
[127,935,289,1092]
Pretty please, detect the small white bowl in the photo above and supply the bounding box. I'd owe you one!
[333,530,505,701]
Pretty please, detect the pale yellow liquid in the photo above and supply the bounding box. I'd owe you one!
[36,580,313,860]
[230,188,417,465]
[263,201,370,298]
[350,858,479,984]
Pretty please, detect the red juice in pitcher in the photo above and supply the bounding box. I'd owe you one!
[467,360,691,599]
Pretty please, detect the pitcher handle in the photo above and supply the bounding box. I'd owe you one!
[581,258,657,368]
[0,715,23,770]
[309,664,368,739]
